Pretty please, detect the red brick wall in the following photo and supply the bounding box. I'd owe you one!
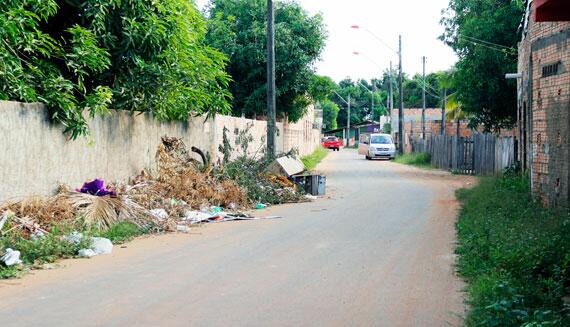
[518,3,570,207]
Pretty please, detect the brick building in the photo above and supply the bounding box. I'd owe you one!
[518,0,570,206]
[391,108,470,136]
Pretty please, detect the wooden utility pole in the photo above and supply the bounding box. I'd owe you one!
[347,94,351,146]
[422,56,426,140]
[389,61,393,113]
[398,35,404,154]
[266,0,276,156]
[441,88,447,135]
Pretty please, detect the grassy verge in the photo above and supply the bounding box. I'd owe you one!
[394,152,431,168]
[456,174,570,326]
[300,146,329,170]
[0,221,147,279]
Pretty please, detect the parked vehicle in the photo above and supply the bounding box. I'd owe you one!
[322,136,340,151]
[358,133,396,160]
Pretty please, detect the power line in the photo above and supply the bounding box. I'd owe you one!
[459,34,514,50]
[458,35,516,54]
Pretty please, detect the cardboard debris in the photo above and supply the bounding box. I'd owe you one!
[266,156,305,177]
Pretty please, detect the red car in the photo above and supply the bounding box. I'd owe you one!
[322,136,341,151]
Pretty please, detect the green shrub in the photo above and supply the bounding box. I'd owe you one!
[394,152,431,168]
[456,175,570,326]
[1,0,231,138]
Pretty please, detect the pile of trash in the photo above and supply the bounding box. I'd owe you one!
[217,154,307,205]
[0,136,311,271]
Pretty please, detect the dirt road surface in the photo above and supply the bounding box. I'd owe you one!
[0,149,475,327]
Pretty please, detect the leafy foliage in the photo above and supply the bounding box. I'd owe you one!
[320,99,340,131]
[0,0,231,138]
[205,0,327,121]
[440,0,525,130]
[456,175,570,326]
[300,146,328,170]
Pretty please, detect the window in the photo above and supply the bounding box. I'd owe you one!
[542,62,562,78]
[370,135,393,144]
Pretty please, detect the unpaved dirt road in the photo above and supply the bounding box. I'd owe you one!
[0,149,475,327]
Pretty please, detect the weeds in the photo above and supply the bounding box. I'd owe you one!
[300,146,328,170]
[218,155,305,205]
[394,152,431,168]
[94,222,147,244]
[456,174,570,326]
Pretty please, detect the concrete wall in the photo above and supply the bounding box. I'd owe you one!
[518,3,570,207]
[0,101,321,202]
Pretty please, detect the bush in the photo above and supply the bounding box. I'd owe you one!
[394,152,431,168]
[456,174,570,326]
[0,0,231,138]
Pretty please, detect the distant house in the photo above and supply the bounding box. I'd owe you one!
[518,0,570,206]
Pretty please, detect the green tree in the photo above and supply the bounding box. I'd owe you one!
[320,99,339,131]
[308,75,337,102]
[0,0,231,138]
[332,78,388,128]
[440,0,524,130]
[206,0,327,121]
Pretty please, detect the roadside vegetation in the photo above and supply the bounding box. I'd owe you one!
[0,221,148,279]
[300,146,328,171]
[394,152,432,168]
[456,174,570,326]
[0,135,308,279]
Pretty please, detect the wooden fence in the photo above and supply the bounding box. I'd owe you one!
[409,134,517,175]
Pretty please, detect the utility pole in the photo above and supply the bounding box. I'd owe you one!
[333,90,350,146]
[371,84,374,120]
[389,61,393,113]
[347,94,351,146]
[422,56,426,140]
[441,88,447,135]
[266,0,276,156]
[398,35,404,154]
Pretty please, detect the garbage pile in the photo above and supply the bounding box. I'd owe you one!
[0,136,312,272]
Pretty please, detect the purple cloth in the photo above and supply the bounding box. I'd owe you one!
[77,179,116,196]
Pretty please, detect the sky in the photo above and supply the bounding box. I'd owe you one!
[196,0,457,82]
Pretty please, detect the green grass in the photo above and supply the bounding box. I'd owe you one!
[300,146,329,170]
[93,222,147,244]
[394,152,432,168]
[0,221,147,279]
[455,174,570,326]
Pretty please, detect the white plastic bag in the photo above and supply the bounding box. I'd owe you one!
[90,237,113,255]
[150,208,169,220]
[78,248,97,258]
[1,248,22,266]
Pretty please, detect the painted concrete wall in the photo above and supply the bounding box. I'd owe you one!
[0,101,321,202]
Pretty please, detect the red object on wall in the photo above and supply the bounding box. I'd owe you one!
[535,0,570,22]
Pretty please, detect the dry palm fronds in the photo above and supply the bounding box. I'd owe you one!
[150,136,248,209]
[0,195,75,231]
[61,191,156,231]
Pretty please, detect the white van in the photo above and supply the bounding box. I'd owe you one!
[358,133,396,160]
